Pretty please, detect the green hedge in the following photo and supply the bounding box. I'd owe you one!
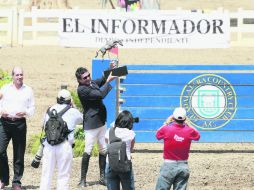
[27,133,43,155]
[0,69,12,87]
[71,91,83,112]
[73,125,99,157]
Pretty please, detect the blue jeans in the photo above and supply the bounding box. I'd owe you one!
[155,161,189,190]
[105,163,134,190]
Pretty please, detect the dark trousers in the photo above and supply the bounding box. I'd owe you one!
[0,118,27,186]
[106,163,133,190]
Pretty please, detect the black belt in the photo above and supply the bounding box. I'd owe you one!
[1,117,25,122]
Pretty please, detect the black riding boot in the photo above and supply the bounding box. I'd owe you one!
[78,152,90,188]
[99,154,106,186]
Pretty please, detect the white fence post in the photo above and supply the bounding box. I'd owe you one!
[18,6,61,45]
[12,7,18,45]
[18,9,25,46]
[0,8,14,46]
[237,8,243,43]
[31,6,38,40]
[229,8,254,46]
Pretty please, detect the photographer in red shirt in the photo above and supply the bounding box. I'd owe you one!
[155,107,200,190]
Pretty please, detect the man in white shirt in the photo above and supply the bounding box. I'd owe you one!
[0,66,35,190]
[39,89,83,190]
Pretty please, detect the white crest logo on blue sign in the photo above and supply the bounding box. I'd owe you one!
[180,74,237,129]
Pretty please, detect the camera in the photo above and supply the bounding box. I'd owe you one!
[132,117,139,123]
[31,144,44,168]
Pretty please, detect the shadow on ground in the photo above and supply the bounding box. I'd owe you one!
[4,185,39,190]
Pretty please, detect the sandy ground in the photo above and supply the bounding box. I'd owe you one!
[1,0,254,190]
[1,45,254,190]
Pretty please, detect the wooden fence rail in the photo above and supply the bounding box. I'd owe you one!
[0,8,17,46]
[18,7,61,45]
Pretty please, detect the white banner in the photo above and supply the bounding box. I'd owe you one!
[59,10,230,48]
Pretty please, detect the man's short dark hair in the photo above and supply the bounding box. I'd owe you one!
[75,67,88,80]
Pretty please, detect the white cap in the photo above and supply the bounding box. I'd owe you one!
[173,107,186,120]
[57,89,71,101]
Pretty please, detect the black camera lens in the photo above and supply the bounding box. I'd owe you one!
[31,154,42,168]
[31,145,43,169]
[132,117,139,123]
[31,160,40,168]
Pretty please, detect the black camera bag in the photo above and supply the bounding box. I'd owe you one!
[44,106,70,145]
[108,127,132,173]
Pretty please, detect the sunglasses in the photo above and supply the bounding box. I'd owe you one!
[82,74,90,80]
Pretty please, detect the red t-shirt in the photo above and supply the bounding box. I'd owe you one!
[156,122,200,160]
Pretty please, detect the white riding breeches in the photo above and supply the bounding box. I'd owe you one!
[84,124,107,155]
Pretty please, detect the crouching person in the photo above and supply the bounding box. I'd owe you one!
[155,107,200,190]
[105,110,136,190]
[39,89,83,190]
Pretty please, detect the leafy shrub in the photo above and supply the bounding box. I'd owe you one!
[74,125,85,140]
[73,125,99,157]
[0,69,12,88]
[27,133,43,155]
[73,139,85,157]
[73,125,85,157]
[71,91,83,112]
[91,143,99,157]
